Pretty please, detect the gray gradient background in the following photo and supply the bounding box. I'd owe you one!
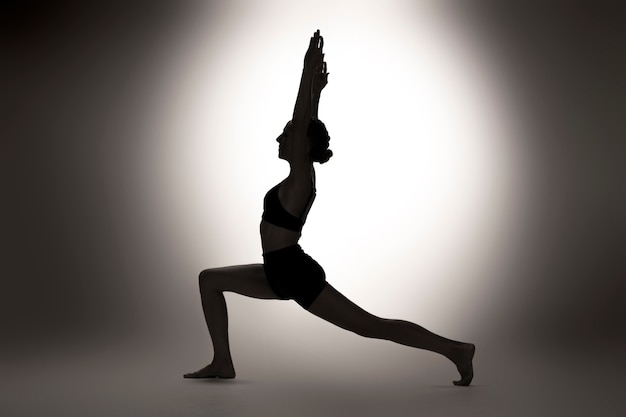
[2,1,625,416]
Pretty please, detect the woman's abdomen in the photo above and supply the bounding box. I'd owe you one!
[260,220,302,254]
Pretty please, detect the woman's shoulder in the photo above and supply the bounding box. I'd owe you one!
[279,170,315,211]
[281,173,312,194]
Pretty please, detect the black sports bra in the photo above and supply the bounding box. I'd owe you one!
[262,182,315,232]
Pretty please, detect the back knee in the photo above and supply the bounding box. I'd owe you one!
[353,317,387,339]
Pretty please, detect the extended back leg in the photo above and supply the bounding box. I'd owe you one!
[307,283,474,385]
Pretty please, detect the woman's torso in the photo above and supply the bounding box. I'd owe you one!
[261,175,316,254]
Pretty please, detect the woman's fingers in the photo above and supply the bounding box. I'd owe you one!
[305,30,325,68]
[312,29,323,49]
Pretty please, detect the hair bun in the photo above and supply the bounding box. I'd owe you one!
[316,149,333,164]
[308,119,333,164]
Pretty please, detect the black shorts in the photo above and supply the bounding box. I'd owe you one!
[262,244,327,309]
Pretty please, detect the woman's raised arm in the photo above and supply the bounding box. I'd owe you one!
[292,30,324,131]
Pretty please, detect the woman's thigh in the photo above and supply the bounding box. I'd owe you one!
[200,264,282,300]
[307,284,382,336]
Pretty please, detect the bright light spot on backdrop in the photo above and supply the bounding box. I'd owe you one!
[149,0,523,343]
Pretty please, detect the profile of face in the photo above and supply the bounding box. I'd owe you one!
[276,121,294,161]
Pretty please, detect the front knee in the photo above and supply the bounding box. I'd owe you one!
[199,269,220,292]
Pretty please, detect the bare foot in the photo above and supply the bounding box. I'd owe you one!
[184,362,236,379]
[452,343,475,386]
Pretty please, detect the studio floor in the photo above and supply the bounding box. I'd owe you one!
[2,339,624,417]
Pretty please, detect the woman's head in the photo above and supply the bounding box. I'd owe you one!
[276,119,333,164]
[307,119,333,164]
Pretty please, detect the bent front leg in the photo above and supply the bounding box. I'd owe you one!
[184,264,281,378]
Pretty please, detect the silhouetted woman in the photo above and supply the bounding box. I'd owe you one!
[184,30,475,386]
